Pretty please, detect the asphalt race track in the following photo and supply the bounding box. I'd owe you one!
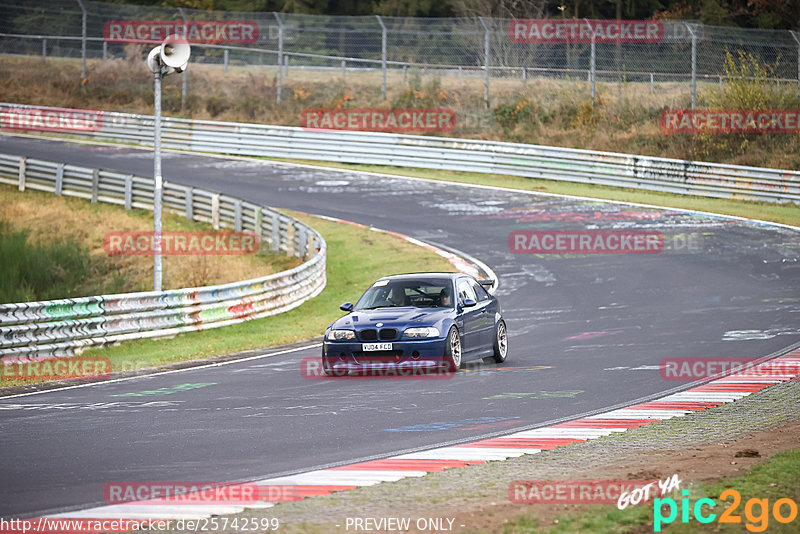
[2,135,799,518]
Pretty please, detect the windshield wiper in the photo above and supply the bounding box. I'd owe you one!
[360,304,399,310]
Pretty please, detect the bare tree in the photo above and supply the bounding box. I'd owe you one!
[448,0,549,19]
[447,1,551,70]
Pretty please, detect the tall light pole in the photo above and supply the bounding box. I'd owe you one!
[146,35,190,291]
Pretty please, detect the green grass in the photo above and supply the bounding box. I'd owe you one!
[499,448,800,533]
[0,184,301,296]
[59,212,455,377]
[266,158,800,228]
[0,220,91,303]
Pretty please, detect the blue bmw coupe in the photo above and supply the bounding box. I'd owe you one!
[322,272,507,375]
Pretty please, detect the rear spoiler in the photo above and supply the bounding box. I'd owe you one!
[478,279,496,289]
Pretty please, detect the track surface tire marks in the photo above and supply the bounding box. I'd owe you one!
[1,136,799,517]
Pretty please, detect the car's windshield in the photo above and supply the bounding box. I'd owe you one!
[354,280,454,310]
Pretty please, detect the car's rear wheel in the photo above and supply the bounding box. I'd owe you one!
[492,320,508,363]
[443,326,462,372]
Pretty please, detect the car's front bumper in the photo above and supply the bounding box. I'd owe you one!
[322,338,449,373]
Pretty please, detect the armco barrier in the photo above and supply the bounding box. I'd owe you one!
[0,153,326,361]
[1,103,799,203]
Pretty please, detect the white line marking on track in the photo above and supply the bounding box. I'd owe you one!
[0,344,322,400]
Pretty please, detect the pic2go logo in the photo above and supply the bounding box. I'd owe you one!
[654,489,798,532]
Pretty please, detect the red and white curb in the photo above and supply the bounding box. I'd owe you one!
[43,351,800,523]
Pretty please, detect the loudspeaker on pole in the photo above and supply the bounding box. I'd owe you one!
[147,35,191,74]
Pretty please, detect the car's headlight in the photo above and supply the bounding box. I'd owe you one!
[327,329,356,341]
[403,327,440,338]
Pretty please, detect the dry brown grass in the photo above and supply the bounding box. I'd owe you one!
[0,185,299,295]
[1,53,799,169]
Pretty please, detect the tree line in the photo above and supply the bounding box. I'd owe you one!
[100,0,799,30]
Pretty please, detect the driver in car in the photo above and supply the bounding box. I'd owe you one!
[389,286,406,306]
[439,288,452,307]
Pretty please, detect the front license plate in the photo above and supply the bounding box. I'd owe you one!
[362,343,392,351]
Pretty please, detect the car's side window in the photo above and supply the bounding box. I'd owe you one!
[457,280,477,304]
[471,281,490,302]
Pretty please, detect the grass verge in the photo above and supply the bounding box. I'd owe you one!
[0,184,298,300]
[0,219,90,303]
[502,448,800,533]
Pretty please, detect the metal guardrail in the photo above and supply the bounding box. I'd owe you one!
[0,152,327,361]
[2,102,798,203]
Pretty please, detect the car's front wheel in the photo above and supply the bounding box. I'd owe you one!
[492,320,508,363]
[443,326,462,372]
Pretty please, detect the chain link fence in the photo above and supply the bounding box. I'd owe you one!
[1,0,799,107]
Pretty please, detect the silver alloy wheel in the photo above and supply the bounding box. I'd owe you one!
[497,322,507,358]
[450,329,462,368]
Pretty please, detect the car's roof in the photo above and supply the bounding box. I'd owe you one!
[376,272,466,281]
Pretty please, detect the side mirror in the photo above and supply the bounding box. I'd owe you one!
[339,302,354,312]
[461,298,477,308]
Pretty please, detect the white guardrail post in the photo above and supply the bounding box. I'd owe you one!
[0,152,327,360]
